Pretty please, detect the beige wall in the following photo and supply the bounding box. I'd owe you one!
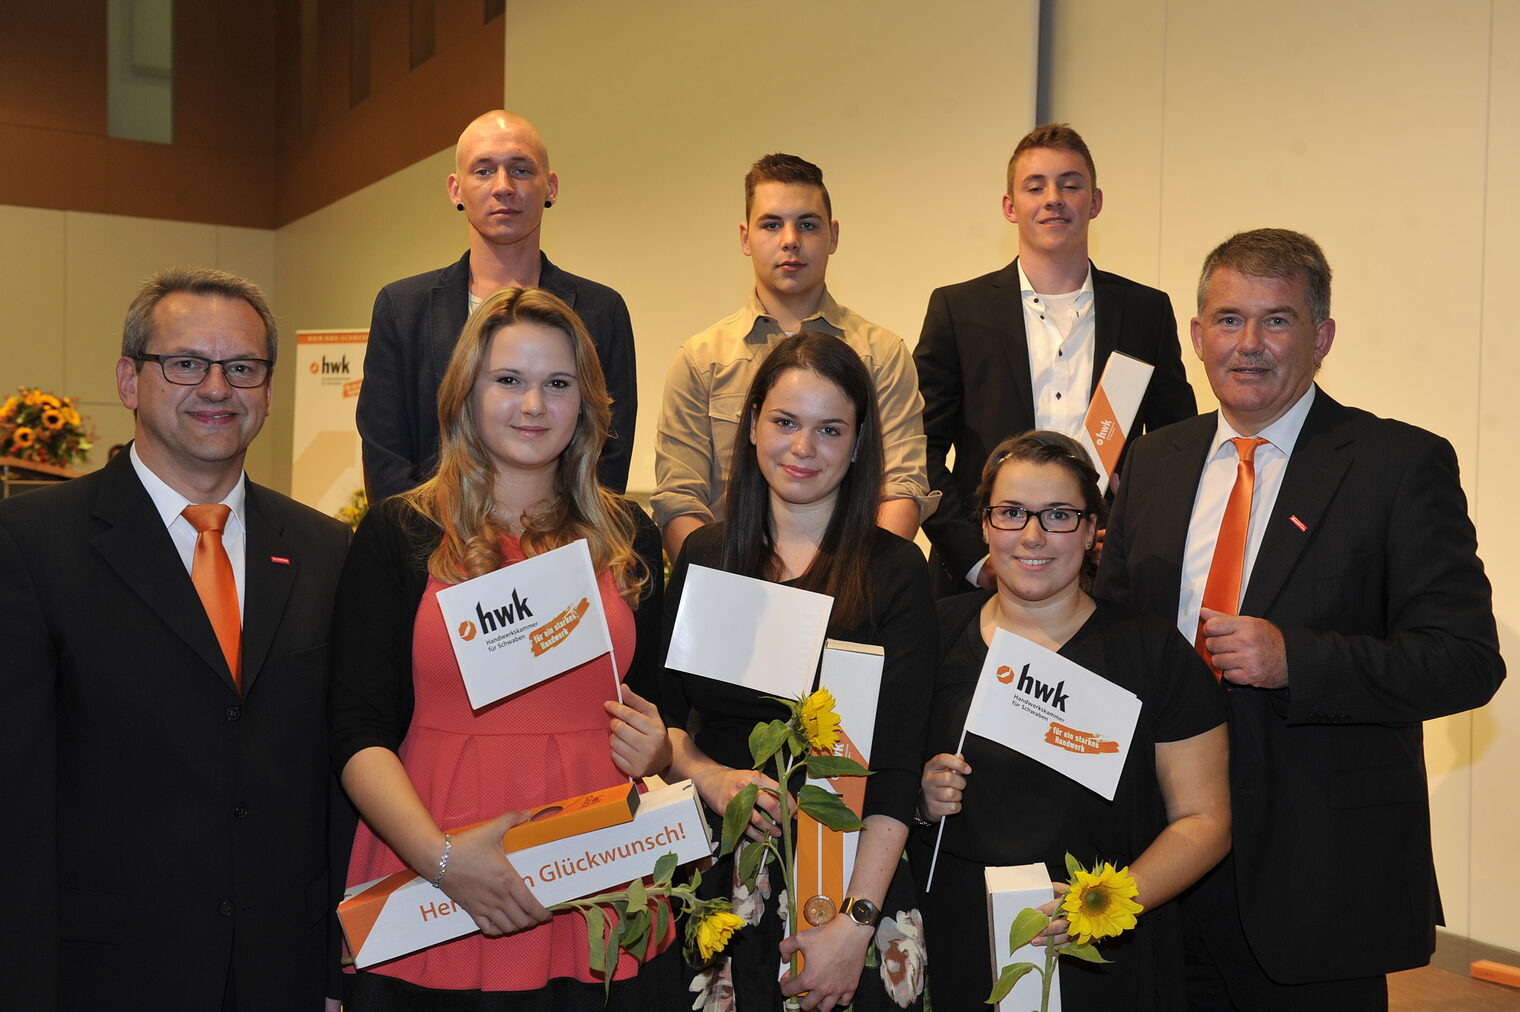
[502,0,1040,495]
[0,205,276,477]
[1045,0,1517,951]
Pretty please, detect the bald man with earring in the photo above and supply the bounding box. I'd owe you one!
[358,110,638,501]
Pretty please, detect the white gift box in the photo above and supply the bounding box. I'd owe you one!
[986,863,1062,1012]
[339,780,713,968]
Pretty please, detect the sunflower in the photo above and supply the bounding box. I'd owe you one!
[0,395,17,419]
[64,406,82,426]
[39,393,60,408]
[797,687,842,752]
[1062,862,1142,944]
[688,903,745,962]
[11,426,37,450]
[41,409,65,430]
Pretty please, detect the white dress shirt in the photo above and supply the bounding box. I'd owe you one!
[130,444,249,620]
[1176,385,1317,639]
[967,262,1098,586]
[1020,260,1096,435]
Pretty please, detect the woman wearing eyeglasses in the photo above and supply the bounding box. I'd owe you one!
[912,431,1229,1010]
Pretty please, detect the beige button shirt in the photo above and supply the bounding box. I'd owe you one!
[653,289,937,527]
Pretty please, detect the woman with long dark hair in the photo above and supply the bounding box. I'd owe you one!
[663,332,934,1010]
[331,287,674,1008]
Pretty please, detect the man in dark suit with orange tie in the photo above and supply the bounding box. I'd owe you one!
[1097,229,1504,1009]
[0,268,350,1009]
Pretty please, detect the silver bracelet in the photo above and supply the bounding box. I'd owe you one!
[430,834,453,888]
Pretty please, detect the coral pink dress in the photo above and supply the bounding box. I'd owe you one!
[345,537,661,991]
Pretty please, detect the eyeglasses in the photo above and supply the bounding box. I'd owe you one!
[983,505,1090,533]
[136,354,274,388]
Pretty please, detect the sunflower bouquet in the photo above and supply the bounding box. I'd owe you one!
[548,850,742,996]
[335,488,369,531]
[0,387,94,468]
[987,853,1142,1010]
[719,688,871,1005]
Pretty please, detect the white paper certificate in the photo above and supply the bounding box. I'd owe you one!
[435,539,612,710]
[963,628,1140,801]
[665,565,833,699]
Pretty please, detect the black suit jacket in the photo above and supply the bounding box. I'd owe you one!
[1095,391,1504,983]
[357,250,638,500]
[915,259,1196,592]
[0,450,351,1009]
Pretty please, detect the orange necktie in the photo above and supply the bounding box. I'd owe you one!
[1196,437,1269,679]
[183,504,242,691]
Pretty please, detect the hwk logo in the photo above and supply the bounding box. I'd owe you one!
[320,354,350,374]
[469,589,533,637]
[1004,661,1068,711]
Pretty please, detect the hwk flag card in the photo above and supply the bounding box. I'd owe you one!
[665,565,832,699]
[436,539,612,709]
[964,628,1140,801]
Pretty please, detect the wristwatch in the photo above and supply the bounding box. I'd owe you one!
[839,896,880,927]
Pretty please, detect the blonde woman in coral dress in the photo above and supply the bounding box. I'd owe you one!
[332,288,676,1010]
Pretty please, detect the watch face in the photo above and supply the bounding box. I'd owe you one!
[803,894,837,926]
[844,897,880,926]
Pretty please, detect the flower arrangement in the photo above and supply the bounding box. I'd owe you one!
[719,687,871,1007]
[335,488,368,531]
[549,850,741,995]
[987,853,1142,1011]
[0,387,93,468]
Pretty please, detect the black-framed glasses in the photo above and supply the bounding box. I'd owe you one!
[135,354,274,388]
[984,505,1090,533]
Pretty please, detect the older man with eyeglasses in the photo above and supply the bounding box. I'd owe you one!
[0,267,352,1009]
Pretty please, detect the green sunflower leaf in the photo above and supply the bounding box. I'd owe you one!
[737,836,772,886]
[584,905,608,973]
[804,754,873,779]
[797,784,865,831]
[986,961,1036,1003]
[625,877,647,912]
[1058,941,1110,964]
[1064,852,1083,880]
[721,783,760,858]
[652,851,678,887]
[1007,907,1050,953]
[749,720,792,768]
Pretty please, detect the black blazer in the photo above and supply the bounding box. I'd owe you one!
[1096,391,1505,983]
[915,259,1196,592]
[357,250,638,500]
[0,450,351,1009]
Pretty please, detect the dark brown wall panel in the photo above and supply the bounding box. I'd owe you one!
[176,2,280,155]
[275,18,502,225]
[368,0,412,96]
[0,0,502,229]
[106,139,278,228]
[434,0,483,53]
[0,124,112,212]
[0,1,107,133]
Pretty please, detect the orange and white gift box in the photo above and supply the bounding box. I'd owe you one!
[793,640,883,925]
[339,779,712,968]
[1075,351,1153,494]
[985,863,1063,1012]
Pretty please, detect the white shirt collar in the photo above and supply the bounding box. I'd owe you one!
[1209,383,1317,459]
[129,442,248,530]
[1016,259,1094,299]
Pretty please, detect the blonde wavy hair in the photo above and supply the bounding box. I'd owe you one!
[403,287,647,604]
